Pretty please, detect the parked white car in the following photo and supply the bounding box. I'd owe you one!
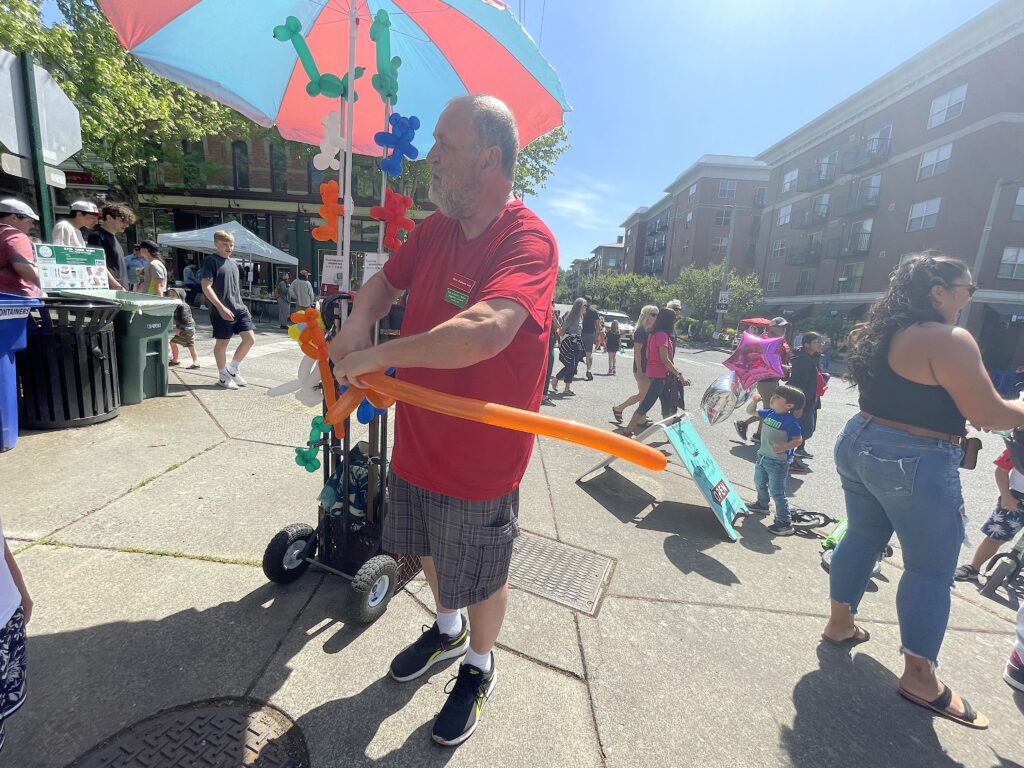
[599,309,635,347]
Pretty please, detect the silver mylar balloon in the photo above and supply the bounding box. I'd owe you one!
[701,371,742,425]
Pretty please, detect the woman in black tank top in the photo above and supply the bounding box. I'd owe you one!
[823,254,1024,731]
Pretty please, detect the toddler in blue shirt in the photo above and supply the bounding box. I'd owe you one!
[748,384,805,535]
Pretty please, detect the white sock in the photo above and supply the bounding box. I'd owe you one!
[228,360,239,375]
[219,368,230,379]
[463,647,492,673]
[435,610,461,637]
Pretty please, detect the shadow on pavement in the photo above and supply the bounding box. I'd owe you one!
[781,645,968,768]
[576,467,656,525]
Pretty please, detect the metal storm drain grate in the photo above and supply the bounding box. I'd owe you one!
[508,532,614,616]
[69,697,308,768]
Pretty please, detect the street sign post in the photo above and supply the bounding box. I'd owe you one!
[717,290,730,313]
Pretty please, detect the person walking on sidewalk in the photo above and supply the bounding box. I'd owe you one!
[289,269,316,311]
[612,305,658,424]
[822,254,1024,731]
[581,294,599,381]
[166,288,199,369]
[0,199,42,297]
[734,316,791,442]
[329,95,557,747]
[551,297,585,395]
[276,270,292,328]
[200,230,255,390]
[605,320,621,374]
[745,384,804,535]
[139,240,168,295]
[621,308,690,436]
[52,200,99,247]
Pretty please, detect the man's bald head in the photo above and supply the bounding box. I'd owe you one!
[446,95,519,179]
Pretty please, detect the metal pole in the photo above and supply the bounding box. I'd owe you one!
[339,0,359,307]
[19,52,53,242]
[715,205,736,332]
[960,178,1013,328]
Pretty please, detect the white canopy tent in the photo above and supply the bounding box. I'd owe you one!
[157,220,298,267]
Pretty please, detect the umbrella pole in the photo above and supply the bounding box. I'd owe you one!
[339,0,359,319]
[372,105,392,346]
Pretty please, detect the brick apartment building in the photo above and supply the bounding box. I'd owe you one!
[621,155,769,282]
[567,237,624,295]
[753,0,1024,368]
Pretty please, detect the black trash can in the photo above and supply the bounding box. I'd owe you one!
[17,296,121,429]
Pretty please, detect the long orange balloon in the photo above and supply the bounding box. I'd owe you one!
[357,372,667,472]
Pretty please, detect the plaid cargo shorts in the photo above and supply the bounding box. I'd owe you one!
[385,472,519,609]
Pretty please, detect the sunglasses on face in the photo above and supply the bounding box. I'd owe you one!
[951,282,977,296]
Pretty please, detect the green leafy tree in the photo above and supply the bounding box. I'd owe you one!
[514,125,569,199]
[672,263,763,324]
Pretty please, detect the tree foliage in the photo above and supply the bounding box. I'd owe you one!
[1,0,253,211]
[673,263,763,325]
[514,125,569,199]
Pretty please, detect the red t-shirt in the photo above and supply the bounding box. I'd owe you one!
[382,200,558,500]
[0,224,40,297]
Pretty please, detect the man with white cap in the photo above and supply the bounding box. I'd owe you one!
[0,198,42,297]
[52,200,100,247]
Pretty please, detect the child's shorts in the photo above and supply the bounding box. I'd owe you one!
[980,499,1024,542]
[0,607,27,752]
[171,326,196,348]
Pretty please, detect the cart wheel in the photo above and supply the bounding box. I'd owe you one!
[263,523,316,584]
[980,558,1018,598]
[351,555,399,623]
[820,548,834,572]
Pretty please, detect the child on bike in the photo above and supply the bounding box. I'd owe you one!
[746,384,805,536]
[954,447,1024,582]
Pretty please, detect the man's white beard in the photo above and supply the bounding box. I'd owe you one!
[428,180,478,219]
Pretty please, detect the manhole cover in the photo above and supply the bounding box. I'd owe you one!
[508,532,614,616]
[68,697,308,768]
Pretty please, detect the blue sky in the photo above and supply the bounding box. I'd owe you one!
[42,0,999,266]
[514,0,1000,266]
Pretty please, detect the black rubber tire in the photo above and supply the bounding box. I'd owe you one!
[263,523,315,584]
[351,554,399,624]
[980,558,1017,598]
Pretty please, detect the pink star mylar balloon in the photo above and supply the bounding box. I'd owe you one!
[722,332,785,390]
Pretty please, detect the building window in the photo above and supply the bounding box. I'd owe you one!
[682,239,689,256]
[1013,188,1024,221]
[796,269,815,295]
[817,151,838,180]
[754,186,767,206]
[998,247,1024,279]
[778,204,792,226]
[767,272,781,291]
[812,192,830,218]
[908,198,941,231]
[837,261,864,293]
[782,169,798,193]
[270,143,287,193]
[231,140,249,190]
[918,143,952,180]
[857,174,882,208]
[715,208,732,226]
[689,183,697,201]
[899,252,917,266]
[711,236,729,255]
[928,84,967,129]
[685,211,693,229]
[719,180,737,199]
[771,238,786,260]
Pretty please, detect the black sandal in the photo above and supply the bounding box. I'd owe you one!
[820,625,870,648]
[898,684,989,730]
[611,406,623,423]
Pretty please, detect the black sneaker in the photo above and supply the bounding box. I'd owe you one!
[1005,650,1024,693]
[734,420,749,441]
[746,502,770,514]
[432,655,497,747]
[389,617,469,682]
[953,564,980,582]
[768,522,795,536]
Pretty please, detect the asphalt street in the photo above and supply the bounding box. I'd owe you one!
[548,342,1004,557]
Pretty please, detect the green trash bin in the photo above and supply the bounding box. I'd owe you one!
[59,290,180,405]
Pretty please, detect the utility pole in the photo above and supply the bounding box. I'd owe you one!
[715,204,737,333]
[960,178,1018,328]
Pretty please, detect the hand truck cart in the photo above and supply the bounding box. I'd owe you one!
[261,293,421,622]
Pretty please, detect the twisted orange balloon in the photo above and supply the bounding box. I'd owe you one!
[289,309,666,471]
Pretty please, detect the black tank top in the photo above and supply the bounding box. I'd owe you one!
[859,352,966,436]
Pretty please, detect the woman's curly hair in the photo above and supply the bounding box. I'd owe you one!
[845,252,969,387]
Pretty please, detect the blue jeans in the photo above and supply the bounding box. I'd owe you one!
[829,413,964,667]
[755,454,790,524]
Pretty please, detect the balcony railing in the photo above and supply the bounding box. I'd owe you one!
[824,234,871,259]
[844,188,880,216]
[791,204,830,229]
[800,161,837,192]
[785,240,822,266]
[841,137,891,174]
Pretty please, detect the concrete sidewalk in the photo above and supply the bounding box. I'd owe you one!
[2,363,1023,767]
